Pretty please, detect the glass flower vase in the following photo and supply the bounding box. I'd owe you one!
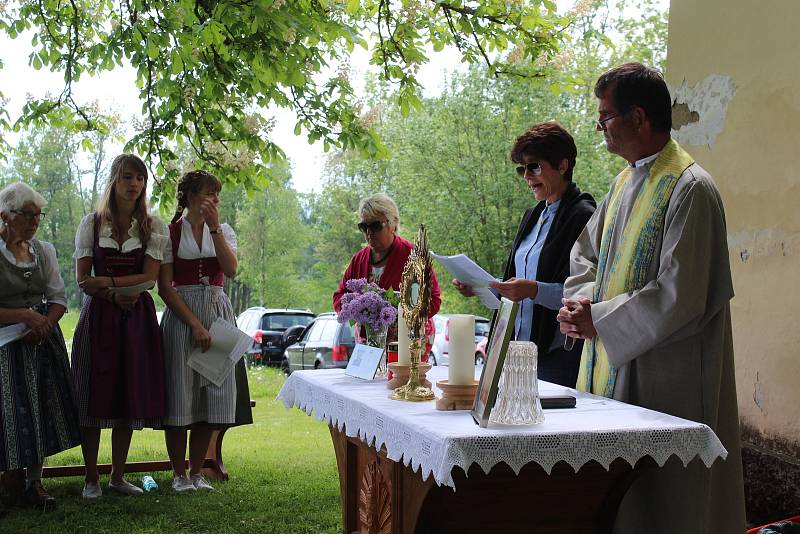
[489,341,544,425]
[358,323,389,379]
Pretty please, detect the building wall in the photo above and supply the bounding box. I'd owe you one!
[665,0,800,524]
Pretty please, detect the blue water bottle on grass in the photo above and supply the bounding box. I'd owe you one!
[142,475,158,492]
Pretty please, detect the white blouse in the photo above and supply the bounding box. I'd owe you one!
[0,238,68,308]
[162,219,237,264]
[73,213,169,261]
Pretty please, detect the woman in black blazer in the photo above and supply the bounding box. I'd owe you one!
[454,122,596,387]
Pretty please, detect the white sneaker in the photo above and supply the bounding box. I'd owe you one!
[171,475,195,493]
[108,478,144,496]
[190,474,214,491]
[82,481,103,499]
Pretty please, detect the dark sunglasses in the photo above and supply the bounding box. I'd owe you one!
[515,162,542,177]
[357,220,387,233]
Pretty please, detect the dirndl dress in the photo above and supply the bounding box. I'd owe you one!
[161,218,252,428]
[0,238,81,471]
[71,215,166,429]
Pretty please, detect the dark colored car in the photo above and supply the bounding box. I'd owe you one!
[283,313,355,375]
[236,307,315,366]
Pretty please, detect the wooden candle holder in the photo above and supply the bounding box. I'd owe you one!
[435,379,479,411]
[387,362,432,390]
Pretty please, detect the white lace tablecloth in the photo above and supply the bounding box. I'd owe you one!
[277,366,727,489]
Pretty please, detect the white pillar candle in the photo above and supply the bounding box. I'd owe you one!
[397,304,411,366]
[448,314,475,385]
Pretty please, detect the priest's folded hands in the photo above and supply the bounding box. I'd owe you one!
[557,297,597,340]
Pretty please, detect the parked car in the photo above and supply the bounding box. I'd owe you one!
[283,313,355,375]
[429,314,491,366]
[236,307,315,366]
[475,336,488,366]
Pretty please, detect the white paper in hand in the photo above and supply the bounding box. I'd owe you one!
[431,252,500,309]
[0,323,30,348]
[109,280,156,296]
[186,318,254,387]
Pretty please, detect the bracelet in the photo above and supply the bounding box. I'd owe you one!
[209,227,221,235]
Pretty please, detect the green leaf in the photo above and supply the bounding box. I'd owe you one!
[147,40,159,60]
[170,49,184,75]
[345,0,360,16]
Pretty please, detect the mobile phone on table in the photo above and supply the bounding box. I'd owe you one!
[540,395,576,409]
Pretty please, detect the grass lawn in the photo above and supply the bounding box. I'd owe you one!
[0,367,342,533]
[60,310,80,348]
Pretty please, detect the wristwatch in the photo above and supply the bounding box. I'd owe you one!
[209,227,222,235]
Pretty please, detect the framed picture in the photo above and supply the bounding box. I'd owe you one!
[471,297,519,427]
[345,344,384,380]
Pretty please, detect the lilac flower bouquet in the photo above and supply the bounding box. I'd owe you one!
[337,278,397,333]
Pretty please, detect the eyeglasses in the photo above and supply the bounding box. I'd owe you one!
[596,108,631,131]
[515,163,542,177]
[357,220,387,233]
[11,210,46,221]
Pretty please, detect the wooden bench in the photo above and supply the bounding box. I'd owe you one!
[42,400,256,481]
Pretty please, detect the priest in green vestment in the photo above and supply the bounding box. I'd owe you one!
[558,62,746,534]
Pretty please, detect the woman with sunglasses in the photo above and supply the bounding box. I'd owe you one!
[71,154,169,498]
[0,182,81,510]
[332,193,441,349]
[453,122,595,387]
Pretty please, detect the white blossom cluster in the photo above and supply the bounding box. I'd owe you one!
[335,56,351,84]
[533,48,573,70]
[162,159,181,174]
[358,104,381,129]
[569,0,595,18]
[550,49,574,70]
[205,141,256,172]
[242,113,276,136]
[270,0,287,11]
[506,43,525,65]
[401,0,422,21]
[131,116,154,131]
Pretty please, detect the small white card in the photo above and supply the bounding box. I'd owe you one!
[345,344,384,380]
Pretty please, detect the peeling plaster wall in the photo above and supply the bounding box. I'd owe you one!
[670,74,737,146]
[667,0,800,522]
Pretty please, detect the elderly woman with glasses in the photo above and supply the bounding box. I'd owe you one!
[453,122,596,387]
[0,182,81,511]
[333,193,441,351]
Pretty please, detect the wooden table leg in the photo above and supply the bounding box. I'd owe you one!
[330,426,358,534]
[330,425,436,534]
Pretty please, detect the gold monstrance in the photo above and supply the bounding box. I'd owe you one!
[390,225,436,402]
